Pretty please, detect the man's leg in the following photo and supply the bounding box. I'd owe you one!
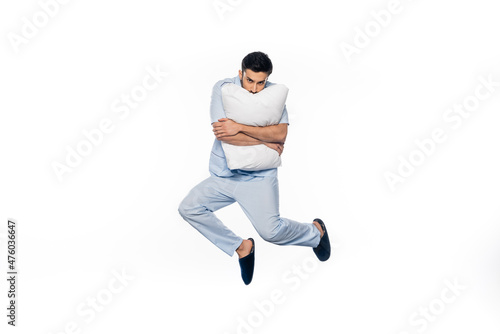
[234,176,321,247]
[178,176,243,256]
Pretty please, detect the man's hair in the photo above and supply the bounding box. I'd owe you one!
[241,51,273,76]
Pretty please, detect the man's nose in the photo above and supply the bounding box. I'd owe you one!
[251,83,257,93]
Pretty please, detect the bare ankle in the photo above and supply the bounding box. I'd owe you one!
[236,239,252,258]
[313,221,324,238]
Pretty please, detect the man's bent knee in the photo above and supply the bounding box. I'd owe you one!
[258,218,286,243]
[178,197,206,221]
[178,198,194,220]
[259,228,282,243]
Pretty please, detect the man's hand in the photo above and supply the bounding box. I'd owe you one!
[213,118,287,155]
[263,142,284,156]
[212,118,241,139]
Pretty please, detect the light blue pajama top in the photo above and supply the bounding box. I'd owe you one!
[208,75,289,180]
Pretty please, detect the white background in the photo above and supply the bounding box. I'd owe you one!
[1,0,500,333]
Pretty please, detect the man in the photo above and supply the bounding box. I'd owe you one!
[178,51,330,285]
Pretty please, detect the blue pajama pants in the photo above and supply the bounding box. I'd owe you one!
[178,174,321,256]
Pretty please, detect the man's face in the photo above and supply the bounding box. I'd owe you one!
[239,69,268,94]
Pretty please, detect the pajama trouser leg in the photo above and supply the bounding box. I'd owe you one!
[234,176,321,247]
[178,176,243,256]
[179,175,321,257]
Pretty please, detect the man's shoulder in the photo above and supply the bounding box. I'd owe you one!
[213,76,238,90]
[265,81,277,87]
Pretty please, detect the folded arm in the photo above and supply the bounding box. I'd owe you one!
[212,118,288,144]
[212,119,286,155]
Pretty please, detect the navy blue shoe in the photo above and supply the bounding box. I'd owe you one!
[238,238,255,285]
[313,219,331,261]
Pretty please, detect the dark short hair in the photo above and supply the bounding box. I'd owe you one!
[241,51,273,76]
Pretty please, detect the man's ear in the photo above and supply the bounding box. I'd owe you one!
[238,70,243,80]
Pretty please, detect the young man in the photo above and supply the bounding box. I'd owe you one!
[178,51,330,285]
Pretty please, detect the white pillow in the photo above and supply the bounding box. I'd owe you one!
[221,83,289,171]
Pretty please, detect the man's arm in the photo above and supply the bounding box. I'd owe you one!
[212,118,288,144]
[209,80,288,156]
[219,133,263,146]
[217,132,285,156]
